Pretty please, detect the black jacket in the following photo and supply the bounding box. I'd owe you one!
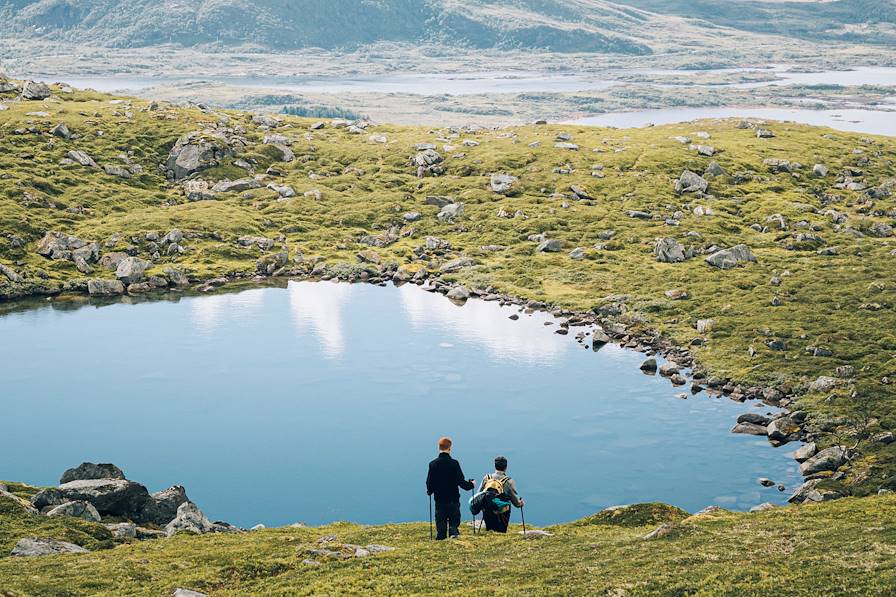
[426,453,474,504]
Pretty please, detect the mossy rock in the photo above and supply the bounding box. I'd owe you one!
[572,502,690,527]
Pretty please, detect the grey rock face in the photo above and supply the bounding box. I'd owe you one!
[87,279,126,296]
[67,150,98,168]
[256,251,288,275]
[138,486,189,526]
[490,173,519,195]
[165,502,214,537]
[799,446,848,476]
[654,238,686,263]
[705,244,756,269]
[21,81,52,100]
[58,479,150,518]
[675,170,708,194]
[60,462,126,485]
[166,132,232,181]
[11,537,88,557]
[46,500,102,522]
[536,239,563,252]
[30,488,67,511]
[116,257,149,284]
[211,178,261,193]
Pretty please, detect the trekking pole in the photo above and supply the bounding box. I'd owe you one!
[471,487,477,535]
[521,505,527,536]
[429,495,433,540]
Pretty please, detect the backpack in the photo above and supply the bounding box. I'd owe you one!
[469,475,513,516]
[482,475,512,514]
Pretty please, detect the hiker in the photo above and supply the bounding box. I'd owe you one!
[477,455,524,533]
[426,436,475,540]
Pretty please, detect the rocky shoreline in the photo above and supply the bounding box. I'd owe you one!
[1,255,871,506]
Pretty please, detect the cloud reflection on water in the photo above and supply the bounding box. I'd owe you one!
[287,281,352,359]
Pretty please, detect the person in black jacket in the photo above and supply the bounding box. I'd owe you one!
[426,436,475,540]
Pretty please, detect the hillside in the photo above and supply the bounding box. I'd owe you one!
[0,0,657,53]
[1,479,895,595]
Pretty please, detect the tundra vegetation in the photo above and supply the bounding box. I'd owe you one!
[0,78,895,594]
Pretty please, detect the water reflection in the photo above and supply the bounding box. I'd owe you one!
[287,281,352,358]
[190,288,267,335]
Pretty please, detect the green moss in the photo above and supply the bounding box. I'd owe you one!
[572,502,690,527]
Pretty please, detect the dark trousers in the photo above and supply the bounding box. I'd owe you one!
[434,501,461,539]
[483,508,510,533]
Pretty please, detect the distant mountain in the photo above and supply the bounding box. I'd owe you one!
[612,0,896,45]
[0,0,658,54]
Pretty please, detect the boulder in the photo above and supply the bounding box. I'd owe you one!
[46,501,102,522]
[655,238,686,263]
[57,479,150,518]
[731,422,768,436]
[106,522,137,539]
[437,203,464,222]
[138,486,189,526]
[767,416,802,443]
[439,257,474,273]
[799,446,848,476]
[212,178,261,194]
[36,231,90,260]
[705,245,756,269]
[808,376,839,393]
[51,123,72,140]
[737,413,771,426]
[30,488,67,511]
[60,462,126,484]
[256,251,288,276]
[490,173,519,195]
[21,81,51,100]
[174,590,207,597]
[116,257,149,285]
[750,503,777,513]
[11,538,88,557]
[67,150,98,168]
[793,442,817,462]
[0,263,23,283]
[238,236,275,251]
[87,279,126,296]
[165,132,232,181]
[446,286,470,301]
[675,170,708,194]
[182,179,217,202]
[813,164,829,177]
[640,358,658,373]
[165,268,190,287]
[536,239,563,253]
[165,502,214,537]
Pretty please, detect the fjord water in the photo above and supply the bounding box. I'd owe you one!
[0,282,800,527]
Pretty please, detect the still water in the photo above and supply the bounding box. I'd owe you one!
[0,281,801,527]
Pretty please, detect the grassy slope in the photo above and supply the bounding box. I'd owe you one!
[1,84,895,592]
[1,485,895,595]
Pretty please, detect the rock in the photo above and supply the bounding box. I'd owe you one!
[106,522,137,539]
[694,144,715,157]
[46,500,102,522]
[403,211,422,222]
[655,238,686,263]
[252,114,282,128]
[874,432,895,445]
[165,132,232,181]
[640,358,658,373]
[58,479,150,518]
[0,263,23,283]
[67,150,98,168]
[116,257,149,284]
[737,413,771,426]
[138,486,189,526]
[256,251,288,275]
[763,158,793,173]
[675,170,708,194]
[87,279,125,296]
[269,144,295,163]
[664,289,688,300]
[569,247,586,260]
[238,236,275,251]
[705,245,756,269]
[447,286,470,301]
[165,268,190,287]
[696,319,714,334]
[181,179,216,202]
[0,488,38,514]
[808,376,839,393]
[767,416,802,444]
[750,503,777,513]
[731,422,768,436]
[439,257,474,273]
[490,173,519,195]
[21,81,52,100]
[173,590,207,597]
[758,478,775,487]
[60,463,126,484]
[787,479,842,504]
[165,502,214,537]
[51,123,72,139]
[800,446,848,476]
[212,178,261,194]
[36,231,92,260]
[11,538,88,557]
[642,523,674,540]
[536,239,563,252]
[554,142,579,150]
[268,183,295,198]
[659,363,680,376]
[704,161,725,177]
[437,203,465,222]
[813,164,829,177]
[794,443,817,462]
[250,524,266,531]
[756,129,775,138]
[30,488,67,511]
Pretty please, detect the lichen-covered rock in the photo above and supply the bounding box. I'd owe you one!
[256,251,288,275]
[490,173,519,195]
[675,170,708,194]
[116,257,149,285]
[654,238,686,263]
[800,446,848,476]
[165,132,232,181]
[11,537,89,557]
[211,178,261,193]
[165,501,214,537]
[21,81,51,100]
[87,279,126,296]
[46,500,102,522]
[60,462,126,485]
[182,179,217,202]
[705,245,756,269]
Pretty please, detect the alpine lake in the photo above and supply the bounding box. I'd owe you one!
[0,280,802,528]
